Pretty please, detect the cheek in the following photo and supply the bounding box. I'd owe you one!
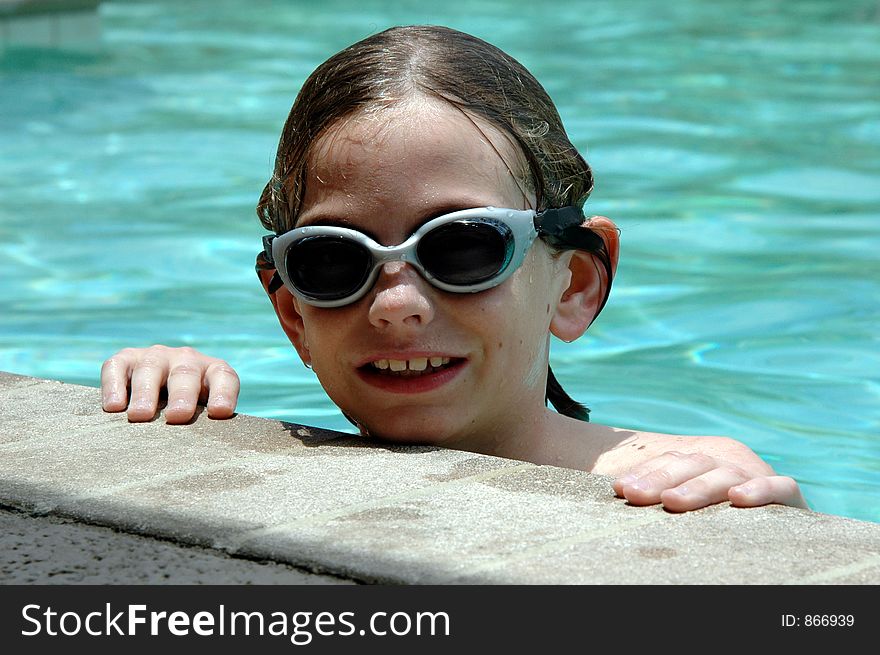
[300,314,355,405]
[299,309,348,366]
[468,272,553,376]
[504,255,558,371]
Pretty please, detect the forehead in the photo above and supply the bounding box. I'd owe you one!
[299,98,531,225]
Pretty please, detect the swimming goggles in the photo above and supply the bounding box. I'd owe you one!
[259,206,587,308]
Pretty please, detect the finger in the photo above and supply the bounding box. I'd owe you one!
[659,465,752,512]
[164,361,204,424]
[614,451,718,506]
[204,360,240,419]
[729,476,810,509]
[127,355,169,422]
[100,351,134,412]
[611,450,695,493]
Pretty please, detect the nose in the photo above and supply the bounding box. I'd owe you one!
[367,262,435,330]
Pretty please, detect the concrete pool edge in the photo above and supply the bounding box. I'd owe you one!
[1,370,878,585]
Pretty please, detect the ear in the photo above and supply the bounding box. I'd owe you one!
[549,216,620,342]
[257,268,312,366]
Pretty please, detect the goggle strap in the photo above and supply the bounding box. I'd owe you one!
[536,206,613,324]
[261,235,276,266]
[536,206,605,252]
[534,206,583,237]
[267,272,284,294]
[255,237,284,294]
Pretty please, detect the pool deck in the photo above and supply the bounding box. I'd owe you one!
[1,370,878,585]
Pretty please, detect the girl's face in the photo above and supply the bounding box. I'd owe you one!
[280,99,573,449]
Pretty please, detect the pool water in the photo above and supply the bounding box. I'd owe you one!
[1,0,878,523]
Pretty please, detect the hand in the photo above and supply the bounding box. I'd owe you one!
[101,345,239,423]
[612,444,808,513]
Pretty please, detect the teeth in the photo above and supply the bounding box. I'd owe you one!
[370,356,453,373]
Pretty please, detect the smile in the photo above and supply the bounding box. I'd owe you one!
[356,355,466,393]
[369,356,452,376]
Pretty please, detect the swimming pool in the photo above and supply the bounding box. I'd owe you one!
[1,0,878,523]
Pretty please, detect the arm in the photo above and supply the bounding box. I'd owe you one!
[101,345,240,423]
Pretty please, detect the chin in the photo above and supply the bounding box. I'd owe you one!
[355,408,465,447]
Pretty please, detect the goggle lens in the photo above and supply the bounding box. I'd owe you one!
[416,220,512,285]
[288,236,372,301]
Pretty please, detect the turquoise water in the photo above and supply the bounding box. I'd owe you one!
[1,0,878,523]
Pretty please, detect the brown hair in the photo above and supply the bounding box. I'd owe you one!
[257,25,609,421]
[256,24,594,233]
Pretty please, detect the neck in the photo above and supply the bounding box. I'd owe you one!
[441,405,568,463]
[449,406,622,475]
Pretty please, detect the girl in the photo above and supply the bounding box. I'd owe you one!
[101,25,807,514]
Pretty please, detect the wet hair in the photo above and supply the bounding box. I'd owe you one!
[256,25,613,422]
